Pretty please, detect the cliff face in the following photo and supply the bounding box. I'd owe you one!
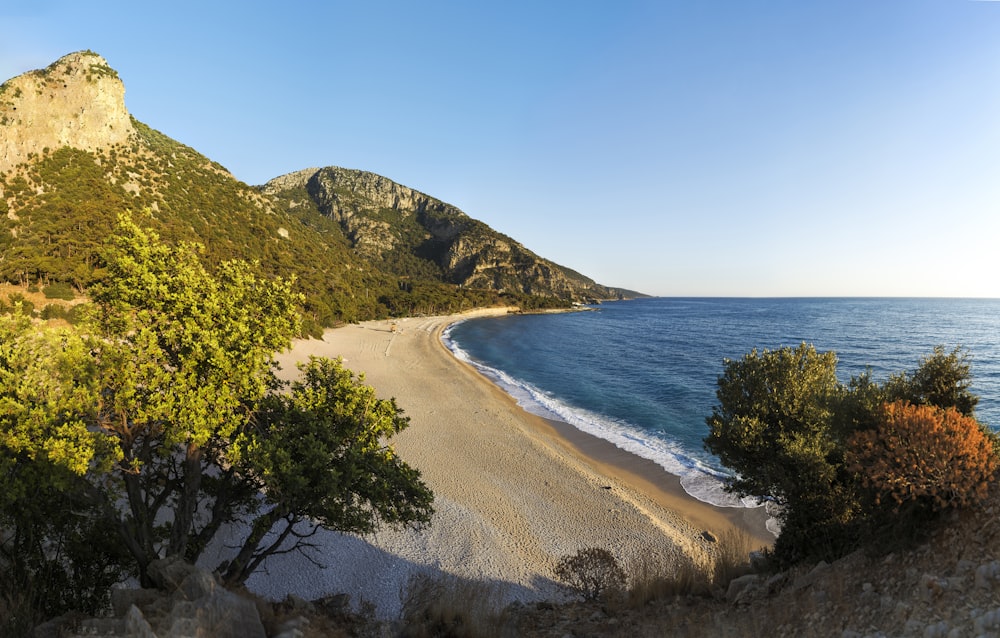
[0,51,135,175]
[265,166,630,302]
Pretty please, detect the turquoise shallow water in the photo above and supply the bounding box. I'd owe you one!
[443,298,1000,510]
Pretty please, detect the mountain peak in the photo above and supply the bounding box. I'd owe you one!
[0,50,134,175]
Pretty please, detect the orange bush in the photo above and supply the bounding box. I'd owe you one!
[847,400,997,512]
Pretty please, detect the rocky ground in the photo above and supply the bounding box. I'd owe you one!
[507,489,1000,638]
[33,489,1000,638]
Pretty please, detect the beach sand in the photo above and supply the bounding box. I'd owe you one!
[243,309,772,616]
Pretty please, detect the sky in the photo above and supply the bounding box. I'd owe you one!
[2,1,999,298]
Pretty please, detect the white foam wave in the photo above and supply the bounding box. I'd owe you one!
[443,326,769,517]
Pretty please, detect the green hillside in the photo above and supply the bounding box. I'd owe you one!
[0,52,639,333]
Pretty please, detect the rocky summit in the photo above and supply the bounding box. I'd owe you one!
[0,51,134,175]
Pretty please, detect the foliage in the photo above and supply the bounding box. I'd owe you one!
[0,216,435,624]
[0,315,127,631]
[704,343,996,567]
[222,356,433,583]
[553,548,627,602]
[847,401,997,512]
[41,282,76,300]
[703,344,860,563]
[704,344,841,504]
[0,135,584,330]
[883,346,979,417]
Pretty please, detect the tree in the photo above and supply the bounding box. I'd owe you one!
[84,215,302,583]
[704,343,859,563]
[705,342,995,566]
[0,312,129,631]
[0,213,434,615]
[847,401,997,512]
[222,356,434,584]
[883,346,979,417]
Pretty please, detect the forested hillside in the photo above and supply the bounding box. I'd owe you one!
[0,51,639,333]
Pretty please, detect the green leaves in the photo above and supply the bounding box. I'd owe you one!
[90,215,300,449]
[1,215,434,596]
[0,311,116,475]
[238,356,433,534]
[705,343,840,503]
[705,342,991,566]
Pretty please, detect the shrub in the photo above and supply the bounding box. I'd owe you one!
[4,293,33,316]
[624,554,710,607]
[847,401,998,512]
[42,282,76,300]
[553,548,626,602]
[399,572,507,638]
[711,527,754,586]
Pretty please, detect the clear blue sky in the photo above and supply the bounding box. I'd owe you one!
[3,1,999,297]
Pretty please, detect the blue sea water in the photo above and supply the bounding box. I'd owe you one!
[443,298,1000,511]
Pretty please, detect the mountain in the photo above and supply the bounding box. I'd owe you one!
[0,51,641,331]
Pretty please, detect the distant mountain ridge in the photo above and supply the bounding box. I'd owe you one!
[0,51,641,329]
[264,166,628,300]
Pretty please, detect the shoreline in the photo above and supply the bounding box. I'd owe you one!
[432,311,774,550]
[260,309,771,614]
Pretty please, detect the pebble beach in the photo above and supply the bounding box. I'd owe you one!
[241,309,771,617]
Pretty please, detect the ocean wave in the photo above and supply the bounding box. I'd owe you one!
[443,323,767,516]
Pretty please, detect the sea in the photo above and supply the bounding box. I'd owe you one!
[442,298,1000,516]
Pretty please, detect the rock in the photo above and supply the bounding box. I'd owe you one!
[791,561,831,592]
[124,605,156,638]
[0,51,135,175]
[177,568,218,601]
[700,531,718,543]
[111,587,161,617]
[975,561,1000,589]
[147,555,199,592]
[726,574,760,604]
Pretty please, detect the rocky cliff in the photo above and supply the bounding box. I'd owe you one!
[264,166,635,302]
[0,51,134,175]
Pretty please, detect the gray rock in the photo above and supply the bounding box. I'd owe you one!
[111,587,161,617]
[124,605,157,638]
[726,574,760,604]
[147,555,199,593]
[177,568,218,601]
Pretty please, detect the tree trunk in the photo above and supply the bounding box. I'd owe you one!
[221,505,286,585]
[168,442,203,559]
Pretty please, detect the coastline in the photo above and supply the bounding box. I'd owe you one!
[258,309,772,615]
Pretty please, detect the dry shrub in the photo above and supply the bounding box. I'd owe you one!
[553,548,627,602]
[399,572,508,638]
[711,527,753,586]
[625,553,711,607]
[847,400,998,512]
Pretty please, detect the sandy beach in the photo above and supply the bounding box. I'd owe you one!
[243,309,771,616]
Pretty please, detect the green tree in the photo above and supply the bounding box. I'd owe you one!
[883,346,979,417]
[0,214,435,616]
[223,356,434,583]
[705,343,994,566]
[0,313,126,631]
[85,215,302,582]
[704,344,859,563]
